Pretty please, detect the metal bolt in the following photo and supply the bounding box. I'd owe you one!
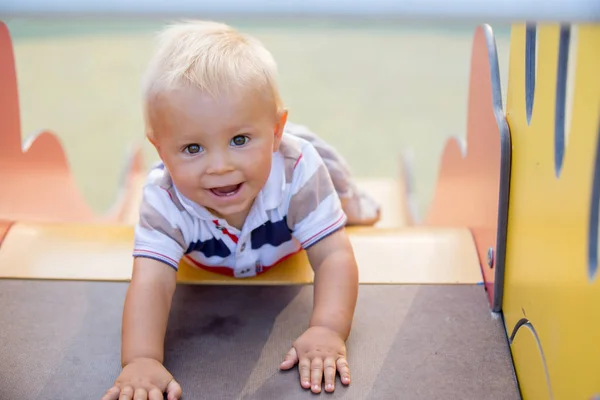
[487,247,495,268]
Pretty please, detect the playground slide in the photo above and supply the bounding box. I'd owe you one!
[0,19,598,400]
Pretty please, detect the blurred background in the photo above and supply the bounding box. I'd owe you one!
[4,17,511,218]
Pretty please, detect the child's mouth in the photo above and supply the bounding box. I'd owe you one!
[209,183,242,197]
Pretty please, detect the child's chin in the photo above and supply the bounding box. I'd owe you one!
[210,200,251,217]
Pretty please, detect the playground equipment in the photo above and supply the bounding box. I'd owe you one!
[0,5,598,399]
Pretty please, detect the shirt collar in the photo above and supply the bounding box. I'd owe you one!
[260,151,286,210]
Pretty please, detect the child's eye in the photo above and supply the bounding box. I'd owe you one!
[184,144,202,154]
[231,135,249,147]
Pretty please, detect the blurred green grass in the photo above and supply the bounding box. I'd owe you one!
[6,17,511,217]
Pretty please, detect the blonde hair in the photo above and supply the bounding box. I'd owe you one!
[142,20,284,131]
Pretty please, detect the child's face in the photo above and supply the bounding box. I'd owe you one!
[147,85,286,227]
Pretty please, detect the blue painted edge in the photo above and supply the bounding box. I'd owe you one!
[525,23,537,125]
[554,24,571,177]
[588,119,600,282]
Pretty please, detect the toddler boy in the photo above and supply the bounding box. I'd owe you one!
[102,20,379,400]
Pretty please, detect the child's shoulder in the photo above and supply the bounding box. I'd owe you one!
[143,161,173,188]
[140,162,187,212]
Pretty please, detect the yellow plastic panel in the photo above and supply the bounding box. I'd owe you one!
[509,321,553,400]
[0,222,481,284]
[0,222,135,281]
[503,23,600,399]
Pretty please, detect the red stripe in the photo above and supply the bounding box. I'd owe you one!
[184,256,235,276]
[133,249,179,265]
[160,187,174,201]
[224,229,238,244]
[301,215,345,246]
[293,154,303,169]
[213,220,239,244]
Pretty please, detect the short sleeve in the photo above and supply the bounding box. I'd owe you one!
[286,142,347,248]
[132,181,193,270]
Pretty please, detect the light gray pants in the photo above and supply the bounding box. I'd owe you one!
[284,122,381,226]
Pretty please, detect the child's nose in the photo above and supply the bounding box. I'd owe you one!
[206,150,234,175]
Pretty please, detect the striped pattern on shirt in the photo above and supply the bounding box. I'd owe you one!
[132,130,347,278]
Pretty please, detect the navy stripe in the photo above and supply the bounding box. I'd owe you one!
[251,217,293,249]
[185,237,231,258]
[525,23,536,125]
[554,24,570,177]
[588,121,600,282]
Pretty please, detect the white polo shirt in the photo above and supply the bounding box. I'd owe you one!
[132,131,347,278]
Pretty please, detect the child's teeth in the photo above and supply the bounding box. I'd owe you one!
[211,184,240,196]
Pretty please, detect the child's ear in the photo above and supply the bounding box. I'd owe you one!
[147,133,156,147]
[146,130,159,147]
[146,132,162,156]
[273,109,288,152]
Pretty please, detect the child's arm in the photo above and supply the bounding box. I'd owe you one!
[122,257,177,366]
[307,228,358,340]
[278,138,359,394]
[102,257,183,400]
[279,228,359,394]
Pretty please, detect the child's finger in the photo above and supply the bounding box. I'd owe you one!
[323,357,337,392]
[279,347,298,370]
[166,379,183,400]
[118,385,134,400]
[101,386,121,400]
[298,357,311,389]
[133,387,148,400]
[310,357,324,393]
[336,357,351,385]
[148,387,164,400]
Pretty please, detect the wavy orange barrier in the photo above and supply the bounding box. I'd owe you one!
[402,25,510,309]
[0,21,145,227]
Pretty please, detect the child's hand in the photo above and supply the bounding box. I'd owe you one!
[279,326,351,393]
[101,357,182,400]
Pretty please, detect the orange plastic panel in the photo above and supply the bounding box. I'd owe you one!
[423,25,510,309]
[0,220,12,247]
[0,21,144,224]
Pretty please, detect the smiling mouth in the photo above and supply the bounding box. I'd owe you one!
[209,183,243,197]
